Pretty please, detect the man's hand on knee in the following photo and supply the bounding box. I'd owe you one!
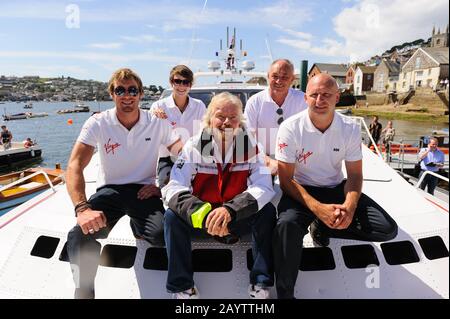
[315,203,342,229]
[137,184,161,199]
[205,207,231,237]
[332,203,355,229]
[77,208,107,235]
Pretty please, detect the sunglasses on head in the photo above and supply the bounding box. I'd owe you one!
[114,86,139,97]
[172,78,191,86]
[276,107,284,125]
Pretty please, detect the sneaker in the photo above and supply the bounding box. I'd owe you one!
[173,286,200,299]
[310,221,330,247]
[248,284,270,299]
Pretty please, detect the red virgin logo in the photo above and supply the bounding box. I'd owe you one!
[297,148,313,164]
[104,138,121,154]
[278,142,288,153]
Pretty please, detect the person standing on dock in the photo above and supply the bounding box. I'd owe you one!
[382,120,396,157]
[367,115,382,149]
[1,125,13,150]
[418,137,445,195]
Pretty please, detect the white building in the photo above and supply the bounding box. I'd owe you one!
[399,47,449,92]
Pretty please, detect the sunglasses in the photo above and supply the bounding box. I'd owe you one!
[172,78,191,86]
[276,108,284,125]
[114,86,140,97]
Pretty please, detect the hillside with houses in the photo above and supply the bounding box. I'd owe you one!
[303,25,449,118]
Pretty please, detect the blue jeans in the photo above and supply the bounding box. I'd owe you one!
[419,170,439,195]
[164,203,276,293]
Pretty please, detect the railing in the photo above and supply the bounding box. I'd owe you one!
[385,139,421,172]
[415,170,449,189]
[346,116,383,158]
[0,170,58,194]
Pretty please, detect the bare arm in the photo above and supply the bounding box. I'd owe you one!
[66,142,106,234]
[278,161,341,228]
[343,160,363,212]
[66,142,95,205]
[167,138,183,157]
[265,155,278,175]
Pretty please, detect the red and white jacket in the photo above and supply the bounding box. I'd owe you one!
[162,127,275,226]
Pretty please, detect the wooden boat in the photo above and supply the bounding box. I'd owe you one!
[0,166,64,216]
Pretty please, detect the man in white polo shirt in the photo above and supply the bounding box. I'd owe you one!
[244,59,308,174]
[273,74,397,299]
[65,68,182,299]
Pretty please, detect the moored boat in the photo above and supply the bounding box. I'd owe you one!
[0,166,64,216]
[0,142,43,171]
[2,113,28,121]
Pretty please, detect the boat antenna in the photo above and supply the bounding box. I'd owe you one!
[187,0,208,65]
[265,34,274,62]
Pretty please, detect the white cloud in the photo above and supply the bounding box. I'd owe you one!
[275,0,448,62]
[334,0,448,61]
[88,42,123,49]
[0,1,312,29]
[272,24,313,40]
[120,35,162,43]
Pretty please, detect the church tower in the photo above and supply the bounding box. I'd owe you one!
[431,24,449,48]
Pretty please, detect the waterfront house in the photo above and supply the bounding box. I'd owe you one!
[353,66,377,95]
[308,63,348,87]
[399,47,449,92]
[374,59,401,92]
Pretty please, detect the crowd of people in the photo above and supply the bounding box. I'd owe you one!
[64,63,402,299]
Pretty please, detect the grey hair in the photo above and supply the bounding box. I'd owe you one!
[202,92,245,128]
[269,59,294,73]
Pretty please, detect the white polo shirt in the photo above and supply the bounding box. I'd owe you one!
[244,88,308,156]
[275,110,362,187]
[77,108,179,188]
[151,95,206,158]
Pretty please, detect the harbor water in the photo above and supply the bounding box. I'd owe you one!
[1,102,448,170]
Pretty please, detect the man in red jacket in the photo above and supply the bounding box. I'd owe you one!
[162,92,276,299]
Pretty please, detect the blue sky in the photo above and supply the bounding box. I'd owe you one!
[0,0,448,87]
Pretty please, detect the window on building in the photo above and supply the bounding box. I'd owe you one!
[402,82,406,88]
[415,57,421,69]
[428,69,432,75]
[367,74,372,80]
[437,39,441,45]
[416,71,423,77]
[357,76,360,83]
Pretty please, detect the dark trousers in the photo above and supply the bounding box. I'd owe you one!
[66,184,165,298]
[419,170,439,195]
[273,182,398,299]
[164,203,276,293]
[367,136,380,149]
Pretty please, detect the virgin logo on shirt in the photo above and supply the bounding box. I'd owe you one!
[104,138,121,155]
[296,148,313,164]
[278,142,288,153]
[171,121,177,126]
